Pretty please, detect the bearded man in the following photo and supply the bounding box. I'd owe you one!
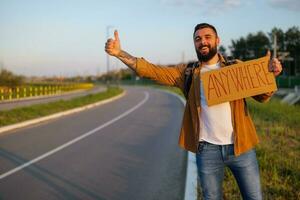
[105,23,282,200]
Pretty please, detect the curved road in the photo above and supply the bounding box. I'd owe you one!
[0,86,187,200]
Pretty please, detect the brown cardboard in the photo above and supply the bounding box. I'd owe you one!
[201,55,277,106]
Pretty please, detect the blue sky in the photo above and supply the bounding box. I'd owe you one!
[0,0,299,76]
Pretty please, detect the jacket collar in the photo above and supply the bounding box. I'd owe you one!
[218,53,227,68]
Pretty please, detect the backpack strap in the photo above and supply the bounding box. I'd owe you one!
[183,62,198,99]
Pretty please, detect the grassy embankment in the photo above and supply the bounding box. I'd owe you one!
[0,87,123,127]
[156,85,299,200]
[222,97,299,200]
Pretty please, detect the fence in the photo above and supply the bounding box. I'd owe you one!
[0,83,94,101]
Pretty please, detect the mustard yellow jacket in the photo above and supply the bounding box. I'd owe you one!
[135,54,272,156]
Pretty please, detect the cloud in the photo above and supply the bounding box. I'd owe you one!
[160,0,204,7]
[207,0,241,15]
[267,0,300,11]
[223,0,241,7]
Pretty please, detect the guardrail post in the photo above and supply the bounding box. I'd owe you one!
[0,89,4,100]
[29,87,32,97]
[8,88,12,100]
[23,87,26,98]
[16,87,20,99]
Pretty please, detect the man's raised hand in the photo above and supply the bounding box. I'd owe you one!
[104,30,137,69]
[105,30,121,57]
[267,50,283,77]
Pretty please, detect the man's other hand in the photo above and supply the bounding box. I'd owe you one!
[105,30,121,57]
[267,50,283,77]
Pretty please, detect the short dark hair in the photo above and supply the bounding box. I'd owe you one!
[193,23,218,37]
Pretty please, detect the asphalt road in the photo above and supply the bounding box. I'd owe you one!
[0,86,105,111]
[0,86,187,200]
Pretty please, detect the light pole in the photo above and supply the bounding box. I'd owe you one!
[106,25,113,87]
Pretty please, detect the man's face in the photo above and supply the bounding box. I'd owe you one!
[194,27,220,62]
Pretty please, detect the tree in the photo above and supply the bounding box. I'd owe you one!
[230,37,248,60]
[246,31,270,58]
[218,45,227,56]
[230,32,270,60]
[284,26,300,76]
[285,26,300,57]
[0,69,24,87]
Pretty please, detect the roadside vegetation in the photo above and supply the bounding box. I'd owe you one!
[0,87,123,127]
[222,97,299,200]
[0,68,96,101]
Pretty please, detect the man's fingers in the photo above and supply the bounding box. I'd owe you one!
[269,57,283,76]
[105,41,113,47]
[114,30,119,41]
[274,58,280,65]
[105,39,116,47]
[105,43,112,49]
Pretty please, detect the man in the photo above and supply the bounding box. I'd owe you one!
[105,23,282,200]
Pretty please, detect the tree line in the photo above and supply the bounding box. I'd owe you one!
[0,69,25,87]
[223,26,300,63]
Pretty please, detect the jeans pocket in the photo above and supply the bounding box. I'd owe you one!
[197,142,206,154]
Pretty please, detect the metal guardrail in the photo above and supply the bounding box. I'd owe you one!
[281,85,300,105]
[0,83,93,101]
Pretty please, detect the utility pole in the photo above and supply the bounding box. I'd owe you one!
[273,33,277,58]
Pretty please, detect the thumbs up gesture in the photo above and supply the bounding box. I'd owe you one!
[105,30,121,57]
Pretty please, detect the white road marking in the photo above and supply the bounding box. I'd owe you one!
[0,91,149,180]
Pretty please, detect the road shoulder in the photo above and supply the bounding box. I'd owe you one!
[158,89,197,200]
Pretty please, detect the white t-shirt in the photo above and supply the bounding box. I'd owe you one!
[199,62,234,145]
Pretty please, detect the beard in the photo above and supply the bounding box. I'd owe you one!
[196,44,218,62]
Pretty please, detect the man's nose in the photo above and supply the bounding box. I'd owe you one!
[200,39,208,46]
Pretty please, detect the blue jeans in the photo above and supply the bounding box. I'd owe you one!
[196,142,262,200]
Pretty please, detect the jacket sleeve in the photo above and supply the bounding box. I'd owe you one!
[135,57,186,90]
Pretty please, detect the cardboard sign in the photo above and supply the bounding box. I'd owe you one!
[201,55,277,106]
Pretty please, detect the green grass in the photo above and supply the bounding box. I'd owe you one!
[221,98,300,199]
[0,87,123,127]
[203,97,299,200]
[154,86,300,200]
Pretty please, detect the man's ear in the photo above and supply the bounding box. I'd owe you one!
[216,37,220,46]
